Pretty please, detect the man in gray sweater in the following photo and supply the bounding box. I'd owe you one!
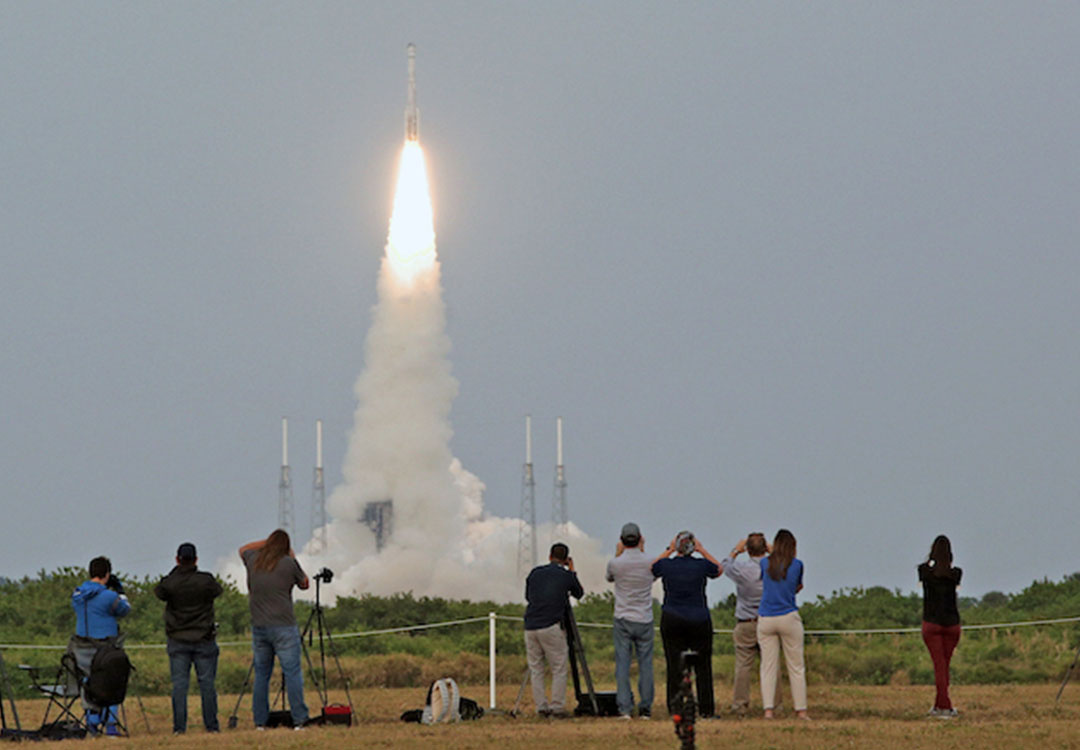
[605,522,657,719]
[719,533,779,714]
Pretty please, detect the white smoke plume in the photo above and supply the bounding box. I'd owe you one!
[292,144,609,604]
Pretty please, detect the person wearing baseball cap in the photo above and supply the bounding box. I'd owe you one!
[154,542,224,734]
[605,522,657,719]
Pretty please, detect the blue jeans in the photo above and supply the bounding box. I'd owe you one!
[613,617,654,716]
[167,638,219,732]
[251,625,308,728]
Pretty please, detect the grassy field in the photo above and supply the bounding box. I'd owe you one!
[5,683,1080,748]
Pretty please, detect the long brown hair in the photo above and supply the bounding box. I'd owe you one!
[767,529,797,582]
[254,529,291,572]
[928,535,953,577]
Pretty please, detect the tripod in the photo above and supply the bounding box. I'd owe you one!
[298,572,354,721]
[0,649,27,740]
[228,570,354,728]
[1055,640,1080,706]
[564,607,620,716]
[671,649,698,750]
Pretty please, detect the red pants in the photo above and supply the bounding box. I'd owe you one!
[921,621,961,709]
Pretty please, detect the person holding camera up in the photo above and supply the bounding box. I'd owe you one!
[155,542,223,734]
[718,533,779,715]
[524,542,584,717]
[605,522,657,720]
[239,529,310,730]
[757,529,808,720]
[70,556,131,736]
[651,531,721,719]
[919,534,962,718]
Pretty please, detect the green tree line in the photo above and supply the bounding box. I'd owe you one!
[1,569,1078,696]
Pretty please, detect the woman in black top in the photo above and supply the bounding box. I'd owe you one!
[918,535,962,717]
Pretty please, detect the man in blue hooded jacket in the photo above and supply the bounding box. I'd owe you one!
[70,556,131,734]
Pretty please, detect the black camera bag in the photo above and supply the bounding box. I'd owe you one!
[86,638,131,707]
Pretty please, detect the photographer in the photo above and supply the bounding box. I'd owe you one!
[70,556,131,736]
[524,543,584,717]
[239,530,309,730]
[155,542,223,734]
[605,522,656,719]
[651,531,721,719]
[718,533,778,715]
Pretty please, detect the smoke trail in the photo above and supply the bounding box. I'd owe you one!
[299,144,606,602]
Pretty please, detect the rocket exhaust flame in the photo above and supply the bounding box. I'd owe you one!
[386,142,436,281]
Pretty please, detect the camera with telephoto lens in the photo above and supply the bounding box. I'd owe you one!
[105,574,124,594]
[314,567,333,584]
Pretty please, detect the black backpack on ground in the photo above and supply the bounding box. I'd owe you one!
[86,638,132,707]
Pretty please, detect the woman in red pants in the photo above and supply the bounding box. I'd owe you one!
[919,535,962,718]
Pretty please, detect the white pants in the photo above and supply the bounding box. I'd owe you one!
[757,611,807,711]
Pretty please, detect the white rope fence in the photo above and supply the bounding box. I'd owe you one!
[3,612,1078,709]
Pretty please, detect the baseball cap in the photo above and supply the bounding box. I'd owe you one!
[620,522,641,546]
[177,542,197,562]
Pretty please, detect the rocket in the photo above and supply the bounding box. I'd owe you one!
[405,43,419,141]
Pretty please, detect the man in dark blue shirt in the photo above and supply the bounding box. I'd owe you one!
[524,543,584,717]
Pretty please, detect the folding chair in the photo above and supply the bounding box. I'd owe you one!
[15,653,89,740]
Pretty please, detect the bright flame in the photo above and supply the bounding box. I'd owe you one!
[386,141,436,281]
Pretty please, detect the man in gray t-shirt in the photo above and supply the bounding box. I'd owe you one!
[605,522,657,718]
[719,533,779,714]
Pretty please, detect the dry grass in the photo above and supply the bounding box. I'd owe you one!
[7,683,1080,748]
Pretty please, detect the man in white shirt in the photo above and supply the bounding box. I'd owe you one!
[605,522,657,719]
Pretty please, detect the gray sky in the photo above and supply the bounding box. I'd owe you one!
[2,3,1078,602]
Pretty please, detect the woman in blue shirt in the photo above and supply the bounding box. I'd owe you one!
[651,530,721,718]
[757,529,808,719]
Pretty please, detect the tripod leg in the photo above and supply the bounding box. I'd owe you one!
[1055,641,1080,705]
[318,611,355,716]
[0,651,22,733]
[511,666,530,716]
[227,660,255,728]
[566,610,600,715]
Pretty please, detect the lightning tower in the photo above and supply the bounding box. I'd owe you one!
[310,419,326,554]
[278,417,293,537]
[551,416,568,539]
[517,415,537,579]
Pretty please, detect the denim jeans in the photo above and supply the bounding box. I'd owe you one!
[613,617,654,716]
[167,638,219,732]
[251,625,308,727]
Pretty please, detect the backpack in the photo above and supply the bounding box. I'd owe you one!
[400,677,484,723]
[86,638,131,707]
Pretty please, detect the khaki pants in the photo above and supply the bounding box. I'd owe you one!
[732,619,779,711]
[757,611,807,711]
[524,623,569,713]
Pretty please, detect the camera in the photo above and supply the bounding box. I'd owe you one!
[314,567,334,584]
[105,574,125,594]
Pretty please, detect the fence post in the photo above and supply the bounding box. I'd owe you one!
[489,611,497,709]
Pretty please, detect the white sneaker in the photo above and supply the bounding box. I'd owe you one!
[617,714,632,720]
